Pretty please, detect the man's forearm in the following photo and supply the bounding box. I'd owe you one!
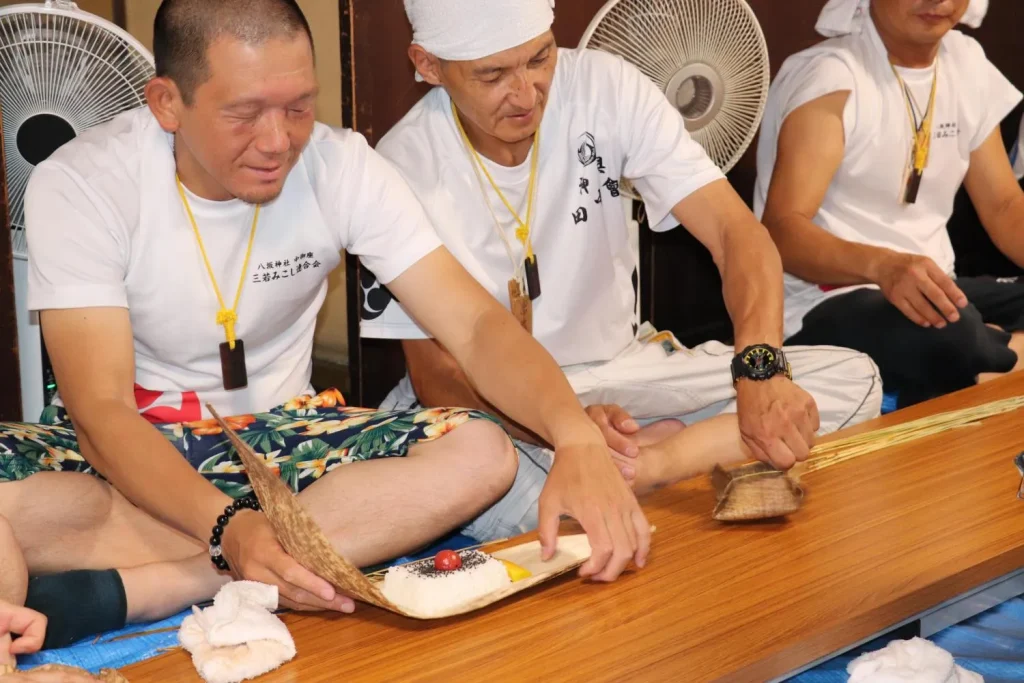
[454,310,602,449]
[71,402,232,542]
[721,221,785,349]
[985,195,1024,268]
[766,215,892,291]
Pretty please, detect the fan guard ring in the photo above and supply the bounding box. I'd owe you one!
[579,0,770,179]
[0,2,155,256]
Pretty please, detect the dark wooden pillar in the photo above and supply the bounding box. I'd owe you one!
[0,111,22,421]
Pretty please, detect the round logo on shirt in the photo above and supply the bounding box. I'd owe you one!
[577,132,597,167]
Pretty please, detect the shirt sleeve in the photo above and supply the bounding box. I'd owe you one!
[309,128,442,286]
[25,163,130,311]
[614,56,726,232]
[959,37,1022,153]
[776,54,859,145]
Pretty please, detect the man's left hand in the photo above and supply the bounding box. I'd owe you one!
[735,377,820,470]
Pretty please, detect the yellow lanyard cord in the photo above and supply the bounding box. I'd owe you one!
[175,176,260,350]
[892,62,939,175]
[451,100,540,260]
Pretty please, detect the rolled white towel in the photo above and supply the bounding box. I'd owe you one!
[847,637,982,683]
[179,581,296,683]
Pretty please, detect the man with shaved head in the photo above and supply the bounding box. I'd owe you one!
[0,0,653,652]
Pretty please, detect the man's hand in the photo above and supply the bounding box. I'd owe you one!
[585,404,640,458]
[872,251,968,328]
[220,510,354,613]
[736,377,820,470]
[537,443,651,582]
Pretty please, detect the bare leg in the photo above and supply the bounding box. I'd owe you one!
[1,417,516,574]
[978,331,1024,383]
[0,516,27,605]
[612,415,751,497]
[299,418,518,567]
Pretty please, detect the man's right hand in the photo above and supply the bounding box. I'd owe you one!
[220,510,355,613]
[873,251,968,328]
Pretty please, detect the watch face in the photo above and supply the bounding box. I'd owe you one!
[743,346,776,376]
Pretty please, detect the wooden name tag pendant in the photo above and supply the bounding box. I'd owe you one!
[508,278,533,334]
[220,339,248,390]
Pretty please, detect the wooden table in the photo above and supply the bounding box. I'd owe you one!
[125,376,1024,682]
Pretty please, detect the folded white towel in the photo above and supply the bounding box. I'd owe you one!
[405,0,555,81]
[816,0,988,37]
[179,581,296,683]
[847,637,983,683]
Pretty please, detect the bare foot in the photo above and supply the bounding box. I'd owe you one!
[612,415,751,497]
[121,554,229,623]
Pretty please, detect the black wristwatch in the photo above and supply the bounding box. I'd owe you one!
[731,344,792,384]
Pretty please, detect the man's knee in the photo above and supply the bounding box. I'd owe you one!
[928,306,1016,378]
[443,419,518,501]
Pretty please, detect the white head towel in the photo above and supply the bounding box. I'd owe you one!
[816,0,989,37]
[179,581,296,683]
[405,0,555,80]
[847,637,983,683]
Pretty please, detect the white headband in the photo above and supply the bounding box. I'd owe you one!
[816,0,988,37]
[405,0,555,81]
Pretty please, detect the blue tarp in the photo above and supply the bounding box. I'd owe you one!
[790,596,1024,682]
[17,533,480,674]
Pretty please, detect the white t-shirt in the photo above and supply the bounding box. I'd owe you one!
[360,47,725,367]
[26,107,440,422]
[753,20,1022,339]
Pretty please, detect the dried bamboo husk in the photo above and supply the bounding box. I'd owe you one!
[712,395,1024,521]
[0,664,128,681]
[208,406,595,619]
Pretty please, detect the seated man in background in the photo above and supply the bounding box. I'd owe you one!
[0,0,654,655]
[755,0,1024,407]
[361,0,883,539]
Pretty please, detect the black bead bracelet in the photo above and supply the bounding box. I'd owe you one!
[209,495,262,572]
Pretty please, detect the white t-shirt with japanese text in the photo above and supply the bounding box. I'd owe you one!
[360,47,725,367]
[26,107,441,422]
[753,19,1022,339]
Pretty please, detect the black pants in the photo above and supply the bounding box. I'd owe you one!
[788,276,1024,407]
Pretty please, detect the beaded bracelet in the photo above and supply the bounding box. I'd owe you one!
[209,495,262,572]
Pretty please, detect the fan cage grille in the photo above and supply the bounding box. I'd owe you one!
[0,7,154,255]
[583,0,770,175]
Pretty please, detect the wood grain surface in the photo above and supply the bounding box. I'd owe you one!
[124,375,1024,683]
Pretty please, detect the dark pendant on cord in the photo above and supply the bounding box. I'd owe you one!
[524,255,541,301]
[220,339,248,391]
[209,495,262,572]
[904,169,922,204]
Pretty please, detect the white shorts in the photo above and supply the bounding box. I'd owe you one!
[381,329,883,541]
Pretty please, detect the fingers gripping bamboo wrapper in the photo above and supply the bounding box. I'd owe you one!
[712,395,1024,521]
[206,406,597,620]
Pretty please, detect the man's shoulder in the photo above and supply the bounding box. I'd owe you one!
[35,107,153,185]
[376,88,449,172]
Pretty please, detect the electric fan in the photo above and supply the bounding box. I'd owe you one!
[0,0,154,420]
[580,0,770,178]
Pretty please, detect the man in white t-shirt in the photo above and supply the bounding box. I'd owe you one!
[755,0,1024,408]
[0,0,654,644]
[360,0,884,536]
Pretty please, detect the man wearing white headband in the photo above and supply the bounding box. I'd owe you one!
[755,0,1024,408]
[361,0,883,538]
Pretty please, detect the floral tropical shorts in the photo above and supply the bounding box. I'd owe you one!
[0,388,495,500]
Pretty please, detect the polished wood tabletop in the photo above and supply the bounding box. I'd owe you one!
[124,375,1024,682]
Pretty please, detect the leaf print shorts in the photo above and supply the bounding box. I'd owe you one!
[0,388,498,501]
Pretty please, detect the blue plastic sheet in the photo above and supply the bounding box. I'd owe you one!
[789,596,1024,682]
[17,534,480,674]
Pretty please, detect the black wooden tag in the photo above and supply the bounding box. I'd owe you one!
[220,339,248,391]
[525,254,541,301]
